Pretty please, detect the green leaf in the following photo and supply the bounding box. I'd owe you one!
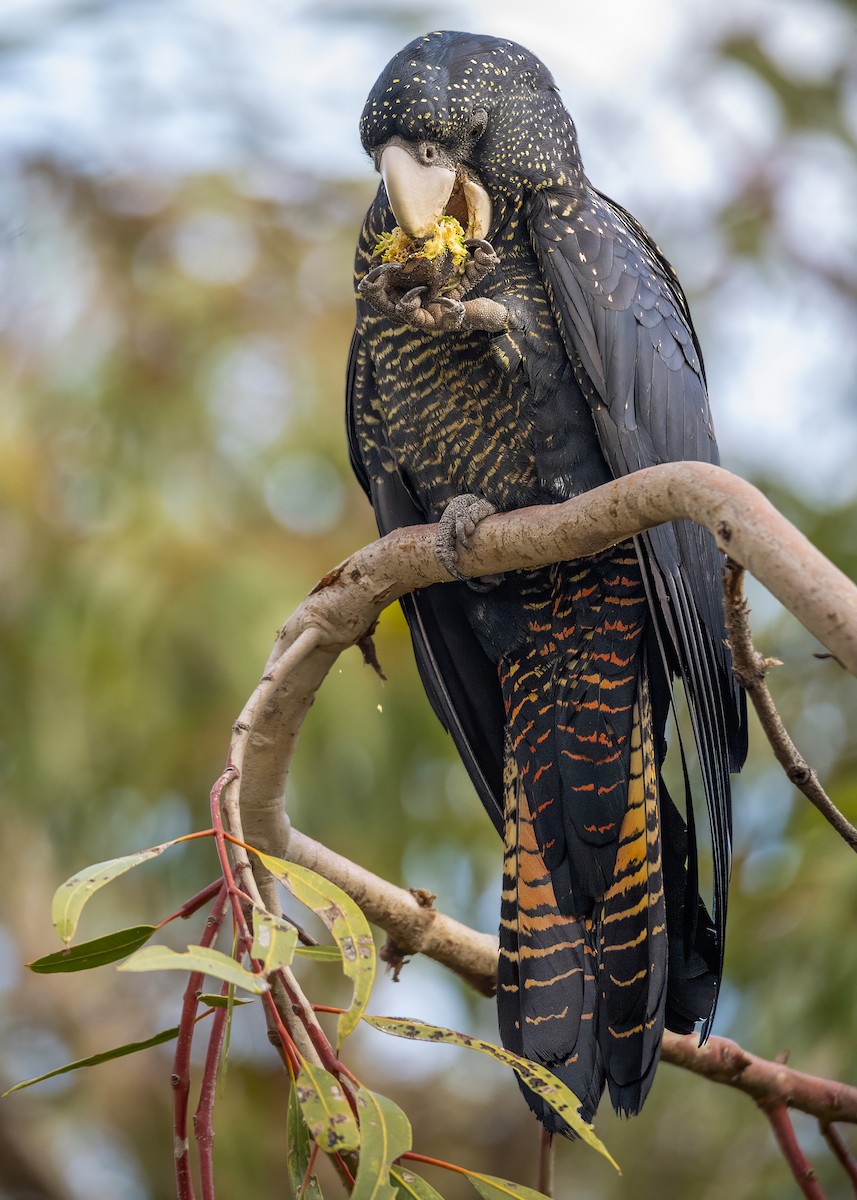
[288,1082,325,1200]
[198,992,255,1008]
[28,925,157,972]
[254,851,376,1047]
[252,909,299,974]
[118,945,270,994]
[294,944,343,963]
[294,1059,360,1154]
[51,840,184,944]
[362,1015,618,1172]
[2,1025,181,1096]
[351,1089,412,1200]
[390,1166,446,1200]
[465,1173,552,1200]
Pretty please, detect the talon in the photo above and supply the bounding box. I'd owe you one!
[436,494,504,590]
[465,238,500,268]
[360,263,401,288]
[398,285,428,311]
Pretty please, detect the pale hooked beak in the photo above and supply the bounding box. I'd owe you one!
[380,144,492,241]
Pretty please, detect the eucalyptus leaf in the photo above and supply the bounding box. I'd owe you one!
[465,1173,553,1200]
[118,944,269,994]
[28,925,157,972]
[390,1166,446,1200]
[252,909,299,974]
[351,1088,412,1200]
[51,841,184,944]
[362,1015,618,1171]
[288,1082,325,1200]
[294,1059,360,1154]
[2,1025,181,1096]
[254,850,376,1046]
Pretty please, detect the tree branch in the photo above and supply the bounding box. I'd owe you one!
[218,461,857,1184]
[723,561,857,851]
[229,463,857,879]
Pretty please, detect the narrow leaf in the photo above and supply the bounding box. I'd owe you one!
[351,1089,412,1200]
[51,841,183,944]
[255,850,376,1046]
[294,1059,360,1154]
[2,1026,181,1096]
[198,993,255,1008]
[390,1167,446,1200]
[252,909,299,974]
[288,1082,325,1200]
[28,925,157,973]
[118,945,269,994]
[465,1173,552,1200]
[294,945,343,963]
[363,1015,618,1171]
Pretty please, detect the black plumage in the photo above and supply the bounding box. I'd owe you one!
[347,30,746,1131]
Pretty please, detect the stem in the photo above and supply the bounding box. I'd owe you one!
[157,879,225,929]
[210,766,301,1073]
[173,886,229,1200]
[724,563,857,852]
[820,1124,857,1195]
[765,1106,826,1200]
[400,1152,472,1178]
[537,1127,554,1198]
[193,982,230,1200]
[333,1153,356,1188]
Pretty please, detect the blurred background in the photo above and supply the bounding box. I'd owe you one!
[1,0,856,1197]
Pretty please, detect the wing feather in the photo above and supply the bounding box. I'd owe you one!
[528,184,747,1022]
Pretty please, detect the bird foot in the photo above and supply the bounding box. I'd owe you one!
[436,494,504,591]
[445,239,501,300]
[359,242,508,333]
[359,264,466,331]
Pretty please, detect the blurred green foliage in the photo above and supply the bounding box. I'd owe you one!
[1,4,856,1199]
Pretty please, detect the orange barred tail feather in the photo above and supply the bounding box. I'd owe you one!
[498,747,605,1126]
[598,668,667,1114]
[496,552,670,1129]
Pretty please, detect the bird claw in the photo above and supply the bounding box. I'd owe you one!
[446,239,501,300]
[436,494,504,591]
[359,266,466,331]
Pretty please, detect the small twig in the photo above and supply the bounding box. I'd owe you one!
[193,982,230,1200]
[820,1123,857,1194]
[724,562,857,852]
[764,1105,826,1199]
[210,768,302,1075]
[157,879,225,928]
[537,1127,554,1198]
[173,886,229,1200]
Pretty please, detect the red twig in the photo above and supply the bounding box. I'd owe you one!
[764,1105,826,1200]
[278,973,359,1093]
[820,1123,857,1194]
[157,879,225,929]
[210,769,302,1076]
[173,885,229,1200]
[334,1152,356,1188]
[537,1127,554,1198]
[193,982,230,1200]
[400,1151,472,1178]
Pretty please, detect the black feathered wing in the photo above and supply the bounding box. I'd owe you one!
[346,327,506,832]
[527,185,747,1030]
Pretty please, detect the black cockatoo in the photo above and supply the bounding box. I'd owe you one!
[346,30,746,1131]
